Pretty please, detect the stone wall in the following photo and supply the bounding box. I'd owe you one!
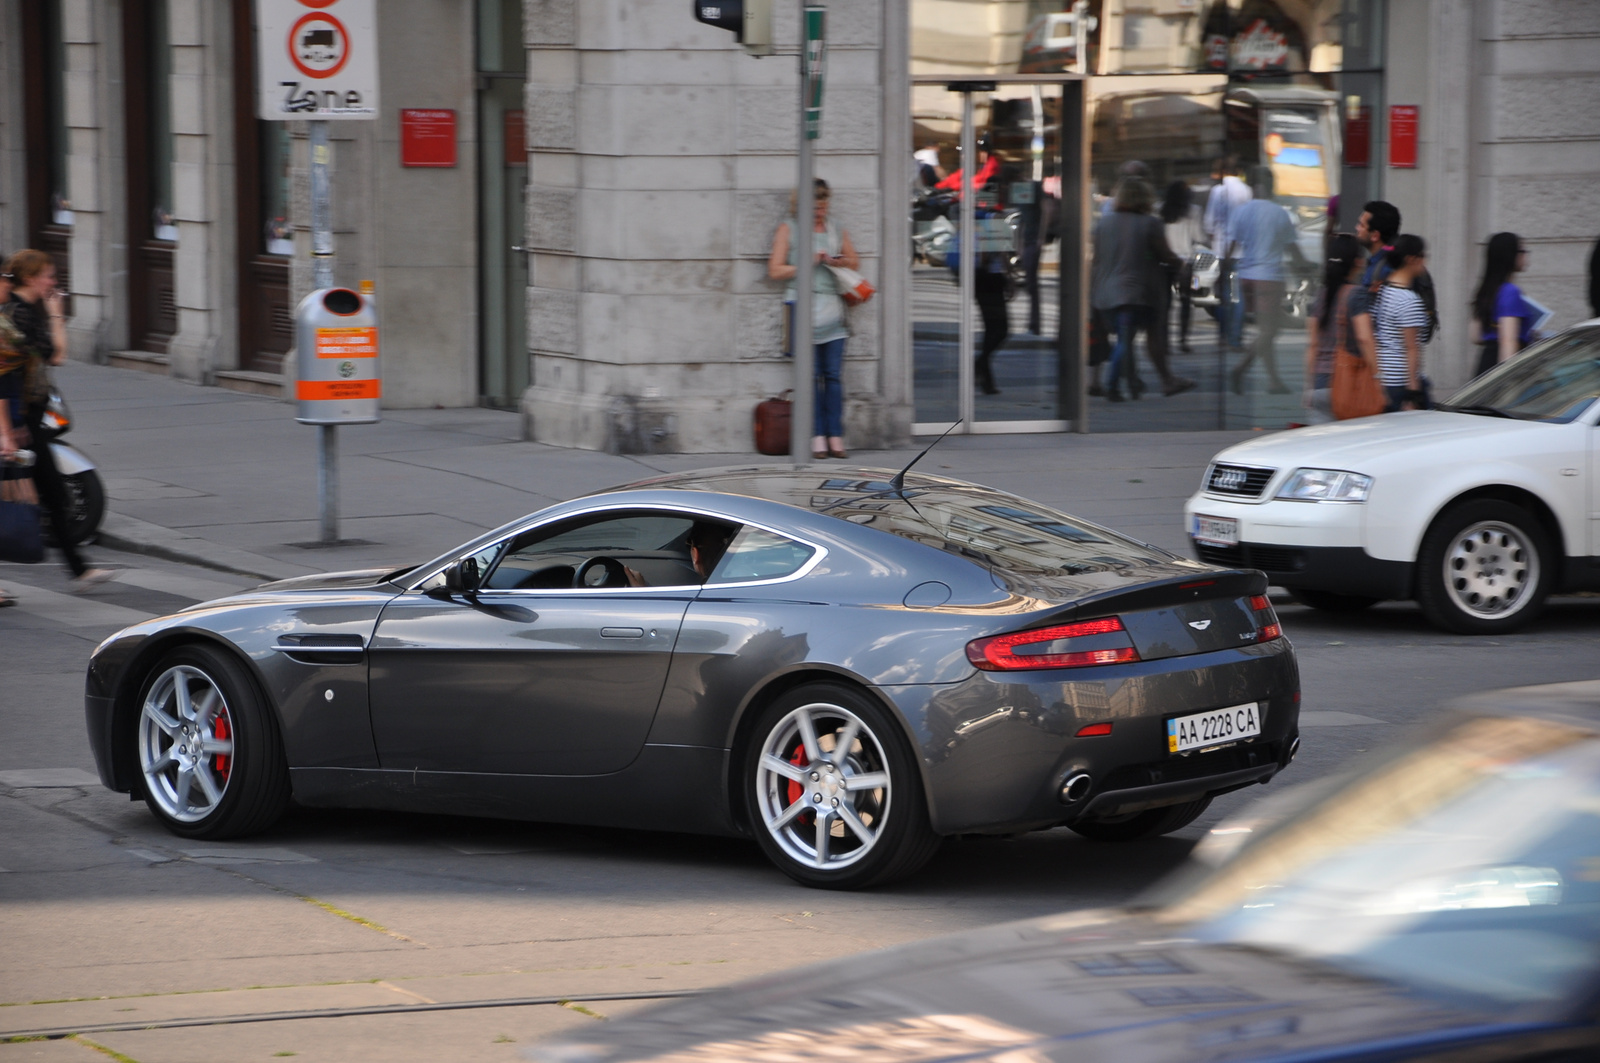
[1394,0,1600,392]
[520,0,901,453]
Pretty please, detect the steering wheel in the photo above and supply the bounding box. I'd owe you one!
[573,556,629,588]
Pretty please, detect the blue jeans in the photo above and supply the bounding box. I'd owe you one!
[814,338,845,437]
[1216,259,1243,348]
[1104,306,1151,391]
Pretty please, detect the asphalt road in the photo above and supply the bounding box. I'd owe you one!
[4,547,1600,1062]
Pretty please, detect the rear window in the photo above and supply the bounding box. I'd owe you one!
[811,478,1173,575]
[708,527,815,584]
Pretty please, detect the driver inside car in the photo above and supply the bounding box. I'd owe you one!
[626,521,736,587]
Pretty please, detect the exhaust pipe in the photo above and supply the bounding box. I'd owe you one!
[1060,773,1092,803]
[1286,735,1301,764]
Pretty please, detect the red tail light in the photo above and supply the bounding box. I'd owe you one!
[966,617,1140,672]
[1249,594,1282,642]
[1075,722,1114,737]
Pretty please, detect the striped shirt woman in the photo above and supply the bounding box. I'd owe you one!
[1370,235,1430,410]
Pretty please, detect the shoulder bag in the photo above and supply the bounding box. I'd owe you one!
[1330,286,1386,420]
[0,466,43,564]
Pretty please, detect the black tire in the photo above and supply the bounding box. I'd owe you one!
[1290,588,1381,613]
[744,682,940,889]
[1416,500,1551,635]
[133,643,290,839]
[1068,797,1212,842]
[59,469,105,546]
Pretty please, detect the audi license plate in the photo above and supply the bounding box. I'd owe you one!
[1168,702,1262,754]
[1192,514,1239,546]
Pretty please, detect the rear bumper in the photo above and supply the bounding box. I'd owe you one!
[1193,540,1413,600]
[880,638,1300,836]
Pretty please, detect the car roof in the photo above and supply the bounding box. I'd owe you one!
[598,464,969,508]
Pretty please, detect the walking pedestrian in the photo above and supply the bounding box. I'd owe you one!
[1091,177,1184,401]
[1160,180,1204,354]
[1303,233,1376,423]
[1371,235,1432,411]
[767,179,859,459]
[3,249,112,588]
[1355,200,1400,287]
[972,223,1010,396]
[0,259,28,608]
[1472,232,1542,376]
[1228,167,1305,394]
[1203,155,1251,351]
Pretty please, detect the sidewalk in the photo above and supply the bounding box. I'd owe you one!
[58,360,1260,582]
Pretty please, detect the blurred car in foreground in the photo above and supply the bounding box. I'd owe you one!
[1185,321,1600,634]
[85,466,1298,890]
[530,680,1600,1062]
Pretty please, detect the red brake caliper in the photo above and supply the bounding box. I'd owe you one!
[212,711,232,781]
[786,743,807,817]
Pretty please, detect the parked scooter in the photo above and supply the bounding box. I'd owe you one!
[38,388,104,545]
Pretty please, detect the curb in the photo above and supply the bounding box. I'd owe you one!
[96,513,315,583]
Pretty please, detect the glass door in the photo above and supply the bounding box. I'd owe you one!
[911,77,1085,434]
[477,0,528,408]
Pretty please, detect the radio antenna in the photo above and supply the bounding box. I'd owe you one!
[891,419,962,494]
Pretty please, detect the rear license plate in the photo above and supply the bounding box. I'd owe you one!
[1192,514,1239,546]
[1168,702,1262,754]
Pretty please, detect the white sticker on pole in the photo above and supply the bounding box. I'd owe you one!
[256,0,379,121]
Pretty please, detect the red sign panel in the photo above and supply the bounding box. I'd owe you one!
[1389,105,1419,169]
[504,109,526,167]
[400,109,456,168]
[1345,107,1371,168]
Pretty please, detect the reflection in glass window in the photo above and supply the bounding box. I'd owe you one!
[1444,328,1600,424]
[708,527,816,584]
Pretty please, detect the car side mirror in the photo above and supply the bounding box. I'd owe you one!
[442,557,482,595]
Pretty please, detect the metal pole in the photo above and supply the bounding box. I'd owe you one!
[319,424,338,543]
[310,120,338,541]
[957,90,976,432]
[310,121,334,288]
[789,1,816,467]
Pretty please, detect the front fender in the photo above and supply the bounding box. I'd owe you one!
[1365,451,1583,564]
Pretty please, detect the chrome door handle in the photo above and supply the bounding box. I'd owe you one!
[600,627,645,639]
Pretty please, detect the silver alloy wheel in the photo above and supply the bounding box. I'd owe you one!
[1444,520,1538,620]
[138,665,235,823]
[754,703,890,871]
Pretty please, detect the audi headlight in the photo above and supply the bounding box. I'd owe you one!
[1277,468,1372,502]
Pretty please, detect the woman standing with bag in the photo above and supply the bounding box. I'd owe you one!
[768,179,859,459]
[3,249,112,590]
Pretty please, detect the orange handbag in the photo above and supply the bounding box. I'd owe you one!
[1330,291,1386,420]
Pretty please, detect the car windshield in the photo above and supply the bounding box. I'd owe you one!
[1158,712,1600,1010]
[1443,327,1600,423]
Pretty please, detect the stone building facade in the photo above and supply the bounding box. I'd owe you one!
[2,0,1597,448]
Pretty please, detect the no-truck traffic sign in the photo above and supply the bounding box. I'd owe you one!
[256,0,379,120]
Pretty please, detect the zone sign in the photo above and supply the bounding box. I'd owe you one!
[256,0,379,120]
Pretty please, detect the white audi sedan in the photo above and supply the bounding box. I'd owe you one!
[1185,321,1600,634]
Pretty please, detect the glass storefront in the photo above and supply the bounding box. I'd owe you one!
[910,0,1384,432]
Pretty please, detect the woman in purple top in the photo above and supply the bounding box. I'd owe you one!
[1472,232,1539,376]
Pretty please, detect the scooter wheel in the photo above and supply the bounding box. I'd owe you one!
[58,470,106,546]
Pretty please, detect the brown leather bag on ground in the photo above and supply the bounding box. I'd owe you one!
[753,389,792,455]
[1330,287,1386,420]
